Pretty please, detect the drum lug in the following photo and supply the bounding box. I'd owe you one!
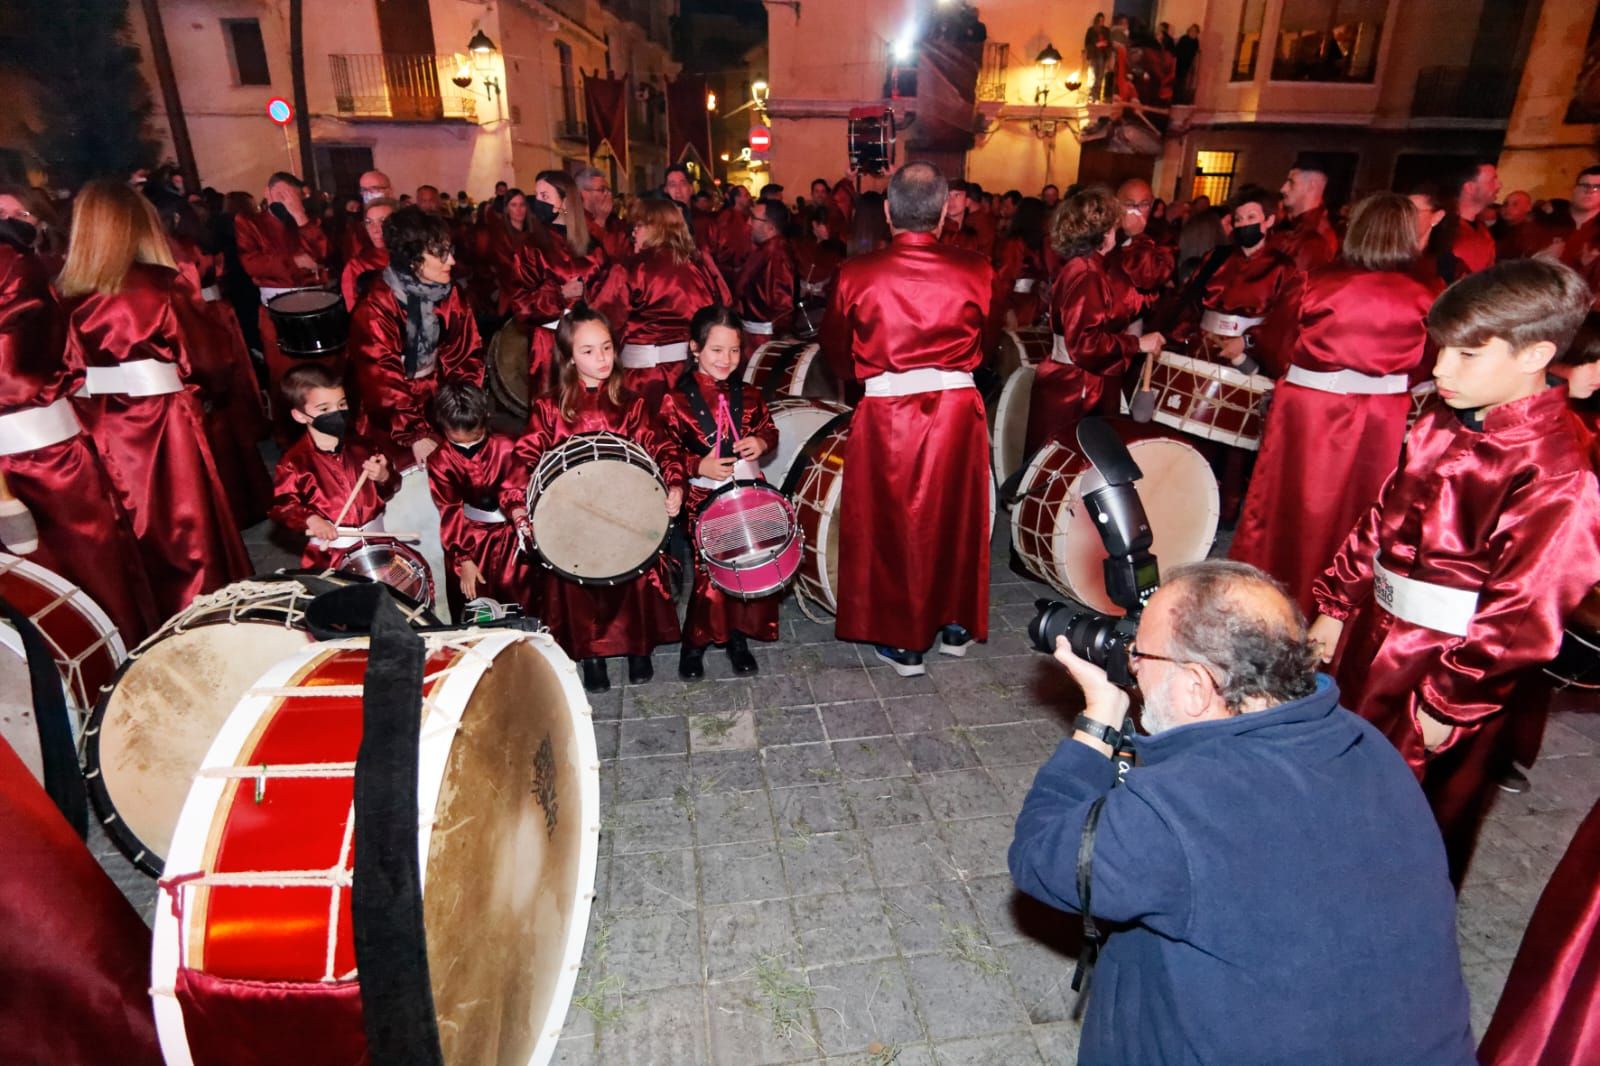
[254,766,267,804]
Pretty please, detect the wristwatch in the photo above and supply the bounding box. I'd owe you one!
[1073,714,1124,752]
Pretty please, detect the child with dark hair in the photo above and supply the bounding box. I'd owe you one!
[502,302,685,693]
[658,304,780,679]
[1311,259,1600,886]
[268,364,395,569]
[426,382,534,620]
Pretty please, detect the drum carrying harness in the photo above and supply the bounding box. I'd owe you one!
[675,372,743,460]
[0,595,86,837]
[1068,713,1138,1018]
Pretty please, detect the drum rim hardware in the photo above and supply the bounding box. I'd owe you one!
[526,431,672,586]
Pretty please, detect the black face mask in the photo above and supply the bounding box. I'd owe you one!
[268,202,295,225]
[0,217,37,251]
[1233,222,1264,248]
[529,198,558,226]
[310,411,348,440]
[450,435,488,459]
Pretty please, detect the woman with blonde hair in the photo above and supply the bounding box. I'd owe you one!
[1230,191,1437,612]
[508,170,610,397]
[59,179,250,618]
[1022,185,1164,462]
[592,195,730,406]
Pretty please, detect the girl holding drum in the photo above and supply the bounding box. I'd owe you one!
[659,304,779,680]
[504,303,685,694]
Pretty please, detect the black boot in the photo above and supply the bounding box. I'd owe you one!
[628,654,654,684]
[581,657,610,694]
[726,633,759,675]
[679,643,706,681]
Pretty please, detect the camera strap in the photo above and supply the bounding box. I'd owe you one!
[1071,793,1108,1008]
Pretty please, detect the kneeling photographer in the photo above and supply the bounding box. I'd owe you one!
[1008,560,1475,1066]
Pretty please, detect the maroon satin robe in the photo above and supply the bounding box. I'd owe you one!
[1269,204,1340,273]
[937,214,993,260]
[1025,253,1142,458]
[711,208,755,282]
[347,281,485,466]
[268,433,398,568]
[509,231,608,398]
[1313,387,1600,882]
[1480,798,1600,1065]
[822,231,991,650]
[486,221,535,318]
[658,372,781,647]
[340,244,388,312]
[1101,234,1175,414]
[0,737,162,1066]
[500,388,684,659]
[1174,245,1303,375]
[233,211,331,411]
[593,247,730,408]
[991,237,1051,335]
[1450,214,1497,275]
[587,211,632,264]
[793,236,845,304]
[63,263,251,620]
[733,236,797,356]
[427,433,534,620]
[1231,263,1435,613]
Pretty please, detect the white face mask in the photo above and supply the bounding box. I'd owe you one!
[360,188,386,204]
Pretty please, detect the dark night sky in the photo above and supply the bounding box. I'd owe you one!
[676,0,766,73]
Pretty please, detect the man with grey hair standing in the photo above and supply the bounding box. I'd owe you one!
[821,162,994,676]
[575,165,629,260]
[1009,560,1475,1065]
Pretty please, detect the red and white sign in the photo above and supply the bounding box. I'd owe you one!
[749,126,772,153]
[266,97,294,125]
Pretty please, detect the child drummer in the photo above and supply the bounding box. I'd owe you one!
[268,364,395,569]
[658,304,780,680]
[428,383,536,621]
[503,302,685,694]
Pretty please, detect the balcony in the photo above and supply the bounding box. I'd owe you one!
[555,116,588,144]
[977,42,1008,103]
[1410,65,1517,121]
[329,54,477,122]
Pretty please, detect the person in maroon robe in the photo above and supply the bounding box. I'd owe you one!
[0,212,157,644]
[990,196,1051,336]
[1102,178,1176,412]
[732,199,797,357]
[503,304,684,694]
[1232,193,1435,615]
[659,305,780,680]
[341,198,392,311]
[1271,159,1341,273]
[1310,260,1600,887]
[510,171,609,399]
[821,163,992,676]
[1025,187,1166,461]
[1444,160,1500,276]
[484,188,538,320]
[428,383,534,620]
[59,180,251,621]
[576,167,631,263]
[710,185,755,282]
[793,207,846,311]
[1547,166,1600,299]
[1478,798,1600,1065]
[937,181,994,260]
[233,171,332,422]
[593,197,730,409]
[268,365,396,570]
[347,206,484,470]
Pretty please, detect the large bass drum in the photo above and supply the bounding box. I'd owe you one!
[488,319,533,422]
[1012,432,1219,615]
[151,628,600,1066]
[763,398,850,493]
[82,574,435,875]
[527,431,670,585]
[989,364,1035,485]
[742,338,839,402]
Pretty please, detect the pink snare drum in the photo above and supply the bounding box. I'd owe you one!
[1147,352,1275,451]
[696,480,802,598]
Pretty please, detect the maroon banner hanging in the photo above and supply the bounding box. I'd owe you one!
[583,71,630,173]
[666,75,712,169]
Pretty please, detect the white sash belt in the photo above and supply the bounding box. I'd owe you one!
[619,342,690,368]
[1013,278,1038,294]
[741,319,775,336]
[200,284,222,302]
[0,399,82,456]
[1050,334,1075,366]
[1125,318,1145,338]
[77,360,184,398]
[463,503,506,524]
[863,368,975,398]
[1200,310,1264,337]
[1285,365,1409,396]
[1374,560,1479,637]
[318,513,385,551]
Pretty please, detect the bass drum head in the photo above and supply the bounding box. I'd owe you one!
[0,625,46,784]
[533,460,669,583]
[764,398,850,493]
[991,364,1035,483]
[489,320,532,422]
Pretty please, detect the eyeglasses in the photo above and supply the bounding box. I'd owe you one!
[425,243,455,259]
[1126,643,1189,669]
[1576,183,1600,193]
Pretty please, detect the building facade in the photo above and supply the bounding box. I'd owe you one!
[129,0,678,199]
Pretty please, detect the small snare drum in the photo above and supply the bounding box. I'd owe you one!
[340,540,436,609]
[1146,352,1275,451]
[266,289,348,358]
[696,480,802,598]
[527,432,670,585]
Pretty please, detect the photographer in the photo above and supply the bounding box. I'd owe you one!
[1009,560,1475,1065]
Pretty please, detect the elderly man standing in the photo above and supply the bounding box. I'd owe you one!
[1272,156,1340,272]
[575,166,630,261]
[1010,560,1476,1066]
[822,163,993,676]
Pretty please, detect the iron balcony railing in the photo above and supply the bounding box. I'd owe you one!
[330,53,478,121]
[977,41,1009,103]
[555,117,587,142]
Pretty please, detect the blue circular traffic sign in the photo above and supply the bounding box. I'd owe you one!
[266,97,293,125]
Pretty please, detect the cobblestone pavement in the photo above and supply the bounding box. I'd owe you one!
[92,524,1599,1065]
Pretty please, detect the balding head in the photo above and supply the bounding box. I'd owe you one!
[886,162,948,233]
[358,170,393,202]
[1501,190,1533,226]
[1117,178,1155,237]
[1280,167,1328,217]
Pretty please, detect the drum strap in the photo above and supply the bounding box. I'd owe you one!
[306,584,445,1066]
[676,373,742,458]
[1070,795,1108,1012]
[0,595,86,838]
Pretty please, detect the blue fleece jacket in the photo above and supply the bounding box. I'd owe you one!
[1009,675,1476,1066]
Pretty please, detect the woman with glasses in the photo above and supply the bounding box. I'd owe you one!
[348,205,485,468]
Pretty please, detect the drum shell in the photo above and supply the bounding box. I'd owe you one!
[527,432,670,586]
[339,541,436,610]
[1146,352,1274,451]
[695,481,802,599]
[763,399,851,494]
[487,320,532,421]
[0,551,126,716]
[742,339,839,403]
[789,421,853,613]
[266,291,349,359]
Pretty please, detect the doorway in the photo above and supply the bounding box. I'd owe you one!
[314,145,376,200]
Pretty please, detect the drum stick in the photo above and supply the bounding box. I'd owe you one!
[1140,353,1156,393]
[0,470,39,555]
[331,471,370,528]
[335,528,421,543]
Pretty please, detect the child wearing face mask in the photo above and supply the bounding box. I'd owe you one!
[427,382,535,620]
[658,304,780,680]
[269,364,394,570]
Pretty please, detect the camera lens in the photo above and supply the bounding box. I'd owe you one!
[1028,598,1137,687]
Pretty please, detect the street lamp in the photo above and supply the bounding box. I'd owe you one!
[1035,43,1062,68]
[707,91,717,111]
[752,80,770,109]
[462,29,501,105]
[468,29,497,56]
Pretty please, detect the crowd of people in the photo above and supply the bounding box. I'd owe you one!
[2,141,1599,1062]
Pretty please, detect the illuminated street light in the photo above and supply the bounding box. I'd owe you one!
[1036,43,1062,67]
[707,91,717,111]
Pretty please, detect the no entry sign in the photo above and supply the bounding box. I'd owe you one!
[266,97,294,125]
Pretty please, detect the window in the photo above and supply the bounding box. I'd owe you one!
[1192,150,1238,204]
[1272,0,1386,83]
[556,41,577,126]
[1232,0,1268,82]
[223,19,271,86]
